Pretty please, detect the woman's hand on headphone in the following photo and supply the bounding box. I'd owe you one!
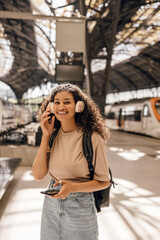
[40,106,55,137]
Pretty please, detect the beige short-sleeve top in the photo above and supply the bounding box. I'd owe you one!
[49,128,110,183]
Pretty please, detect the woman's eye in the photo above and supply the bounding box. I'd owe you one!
[54,101,71,105]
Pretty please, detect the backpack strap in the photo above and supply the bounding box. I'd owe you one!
[49,129,59,148]
[109,167,116,188]
[82,133,94,180]
[83,134,115,186]
[46,129,59,167]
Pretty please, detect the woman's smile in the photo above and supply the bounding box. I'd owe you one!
[57,111,68,116]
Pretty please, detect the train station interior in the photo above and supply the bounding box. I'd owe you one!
[0,1,160,240]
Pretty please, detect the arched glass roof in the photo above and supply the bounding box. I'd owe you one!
[0,0,159,101]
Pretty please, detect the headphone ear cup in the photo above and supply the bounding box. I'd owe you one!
[75,101,85,113]
[48,102,54,113]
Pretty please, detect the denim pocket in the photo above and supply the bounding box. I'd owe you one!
[74,194,93,208]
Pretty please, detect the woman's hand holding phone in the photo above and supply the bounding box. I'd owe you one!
[40,103,55,137]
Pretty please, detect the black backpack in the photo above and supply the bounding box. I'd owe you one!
[49,130,116,212]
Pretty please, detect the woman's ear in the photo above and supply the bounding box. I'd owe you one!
[75,101,85,113]
[48,102,54,113]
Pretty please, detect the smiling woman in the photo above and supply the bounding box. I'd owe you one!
[33,83,110,240]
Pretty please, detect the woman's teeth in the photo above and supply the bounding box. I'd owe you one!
[58,112,67,114]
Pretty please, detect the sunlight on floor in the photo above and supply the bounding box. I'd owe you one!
[0,169,46,240]
[98,177,160,240]
[1,150,160,240]
[109,147,146,161]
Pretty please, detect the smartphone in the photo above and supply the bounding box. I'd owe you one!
[48,113,55,124]
[40,189,59,196]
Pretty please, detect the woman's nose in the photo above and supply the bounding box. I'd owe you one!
[59,103,64,109]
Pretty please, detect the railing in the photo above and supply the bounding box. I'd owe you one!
[0,157,21,199]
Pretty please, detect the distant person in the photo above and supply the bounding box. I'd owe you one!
[33,83,110,240]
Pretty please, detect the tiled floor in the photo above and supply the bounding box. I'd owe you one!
[0,130,160,240]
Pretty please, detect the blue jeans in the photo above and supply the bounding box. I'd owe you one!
[40,178,99,240]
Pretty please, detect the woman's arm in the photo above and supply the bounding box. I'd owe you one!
[52,179,110,199]
[32,135,50,180]
[73,179,110,193]
[32,106,55,180]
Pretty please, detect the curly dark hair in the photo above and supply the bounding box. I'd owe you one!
[37,83,110,142]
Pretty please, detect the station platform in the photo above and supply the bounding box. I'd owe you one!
[0,130,160,240]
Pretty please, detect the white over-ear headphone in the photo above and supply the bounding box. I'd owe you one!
[75,101,85,113]
[48,101,85,113]
[48,102,54,113]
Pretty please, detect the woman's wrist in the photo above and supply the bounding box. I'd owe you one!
[42,131,51,138]
[72,182,76,193]
[41,133,51,145]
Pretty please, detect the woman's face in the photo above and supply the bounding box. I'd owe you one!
[53,91,76,122]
